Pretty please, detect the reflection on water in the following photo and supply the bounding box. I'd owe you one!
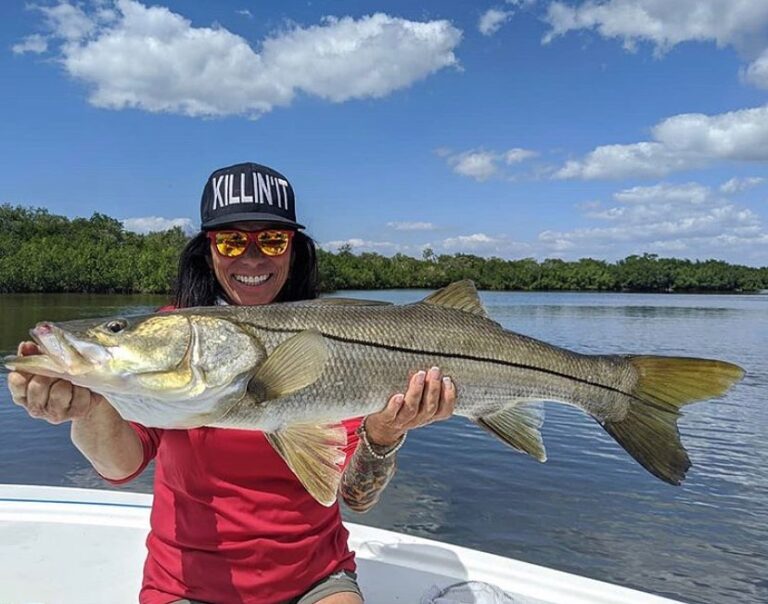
[0,293,166,356]
[1,291,766,604]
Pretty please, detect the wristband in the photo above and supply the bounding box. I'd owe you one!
[359,419,407,460]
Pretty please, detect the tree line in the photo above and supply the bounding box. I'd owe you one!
[0,206,186,294]
[1,205,766,294]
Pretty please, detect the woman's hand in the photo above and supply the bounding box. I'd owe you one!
[7,341,105,424]
[9,342,144,480]
[364,367,456,447]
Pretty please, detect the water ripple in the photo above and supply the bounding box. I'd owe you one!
[1,291,767,604]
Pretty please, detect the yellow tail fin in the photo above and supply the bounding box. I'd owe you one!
[602,356,744,485]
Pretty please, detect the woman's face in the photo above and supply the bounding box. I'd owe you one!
[209,222,293,306]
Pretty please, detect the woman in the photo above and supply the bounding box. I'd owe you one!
[8,162,456,604]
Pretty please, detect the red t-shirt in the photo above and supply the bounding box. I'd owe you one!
[110,420,362,604]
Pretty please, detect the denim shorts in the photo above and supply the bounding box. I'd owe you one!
[172,569,363,604]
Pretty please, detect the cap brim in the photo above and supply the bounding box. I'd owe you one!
[202,213,305,230]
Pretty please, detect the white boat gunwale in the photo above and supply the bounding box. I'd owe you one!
[0,484,685,604]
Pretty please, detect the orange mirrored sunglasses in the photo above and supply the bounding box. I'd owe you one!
[207,229,294,258]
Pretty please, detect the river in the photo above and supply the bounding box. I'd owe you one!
[0,290,765,604]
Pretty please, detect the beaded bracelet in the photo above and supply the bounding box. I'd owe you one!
[359,419,407,460]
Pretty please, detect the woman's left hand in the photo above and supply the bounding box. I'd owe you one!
[364,367,456,447]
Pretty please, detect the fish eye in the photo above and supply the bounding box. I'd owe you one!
[105,319,128,334]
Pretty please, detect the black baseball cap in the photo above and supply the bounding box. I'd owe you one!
[200,162,305,230]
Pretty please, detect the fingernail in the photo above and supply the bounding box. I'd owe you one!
[394,394,405,404]
[415,370,426,384]
[443,376,453,388]
[429,366,440,378]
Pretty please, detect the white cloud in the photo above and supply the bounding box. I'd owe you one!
[742,48,768,89]
[443,233,496,247]
[538,182,768,260]
[543,1,768,91]
[12,34,48,55]
[122,216,195,234]
[543,0,768,54]
[323,180,768,261]
[505,148,539,163]
[29,0,462,118]
[555,104,768,179]
[720,176,765,194]
[321,232,533,257]
[451,151,499,181]
[653,106,768,160]
[478,0,537,36]
[479,9,513,36]
[440,233,532,255]
[443,147,538,180]
[236,9,253,19]
[41,2,97,41]
[387,221,437,231]
[321,238,400,253]
[614,182,712,205]
[555,142,694,180]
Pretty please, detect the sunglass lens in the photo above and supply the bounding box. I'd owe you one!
[216,232,248,257]
[256,231,291,256]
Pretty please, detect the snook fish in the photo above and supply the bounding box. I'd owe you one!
[5,281,745,506]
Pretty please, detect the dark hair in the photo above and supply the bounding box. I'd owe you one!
[172,231,319,308]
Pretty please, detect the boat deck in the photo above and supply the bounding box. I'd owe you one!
[0,484,683,604]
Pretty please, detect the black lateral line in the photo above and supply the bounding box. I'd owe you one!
[253,324,633,398]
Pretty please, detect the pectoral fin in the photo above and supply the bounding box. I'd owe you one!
[475,402,547,462]
[250,329,328,401]
[266,423,347,507]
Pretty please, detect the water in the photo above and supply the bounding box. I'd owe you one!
[1,291,766,604]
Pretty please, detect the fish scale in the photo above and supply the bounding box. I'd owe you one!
[203,300,640,429]
[5,281,745,506]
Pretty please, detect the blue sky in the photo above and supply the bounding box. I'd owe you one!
[2,0,768,265]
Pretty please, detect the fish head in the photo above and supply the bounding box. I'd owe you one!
[8,314,194,391]
[6,312,268,427]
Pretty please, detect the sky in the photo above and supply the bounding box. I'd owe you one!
[2,0,768,265]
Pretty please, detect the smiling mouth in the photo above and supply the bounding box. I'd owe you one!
[233,274,271,286]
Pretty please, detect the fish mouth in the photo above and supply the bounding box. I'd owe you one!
[8,322,104,377]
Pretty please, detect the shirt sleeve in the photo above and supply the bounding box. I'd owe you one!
[100,423,163,485]
[340,417,362,469]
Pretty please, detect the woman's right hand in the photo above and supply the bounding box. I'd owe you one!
[9,342,143,481]
[7,341,104,424]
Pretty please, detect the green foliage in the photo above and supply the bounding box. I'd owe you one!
[1,205,766,294]
[0,205,187,294]
[318,247,768,293]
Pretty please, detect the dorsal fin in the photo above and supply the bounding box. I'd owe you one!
[421,280,488,317]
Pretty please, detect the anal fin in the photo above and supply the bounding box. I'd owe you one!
[266,423,347,507]
[475,403,547,462]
